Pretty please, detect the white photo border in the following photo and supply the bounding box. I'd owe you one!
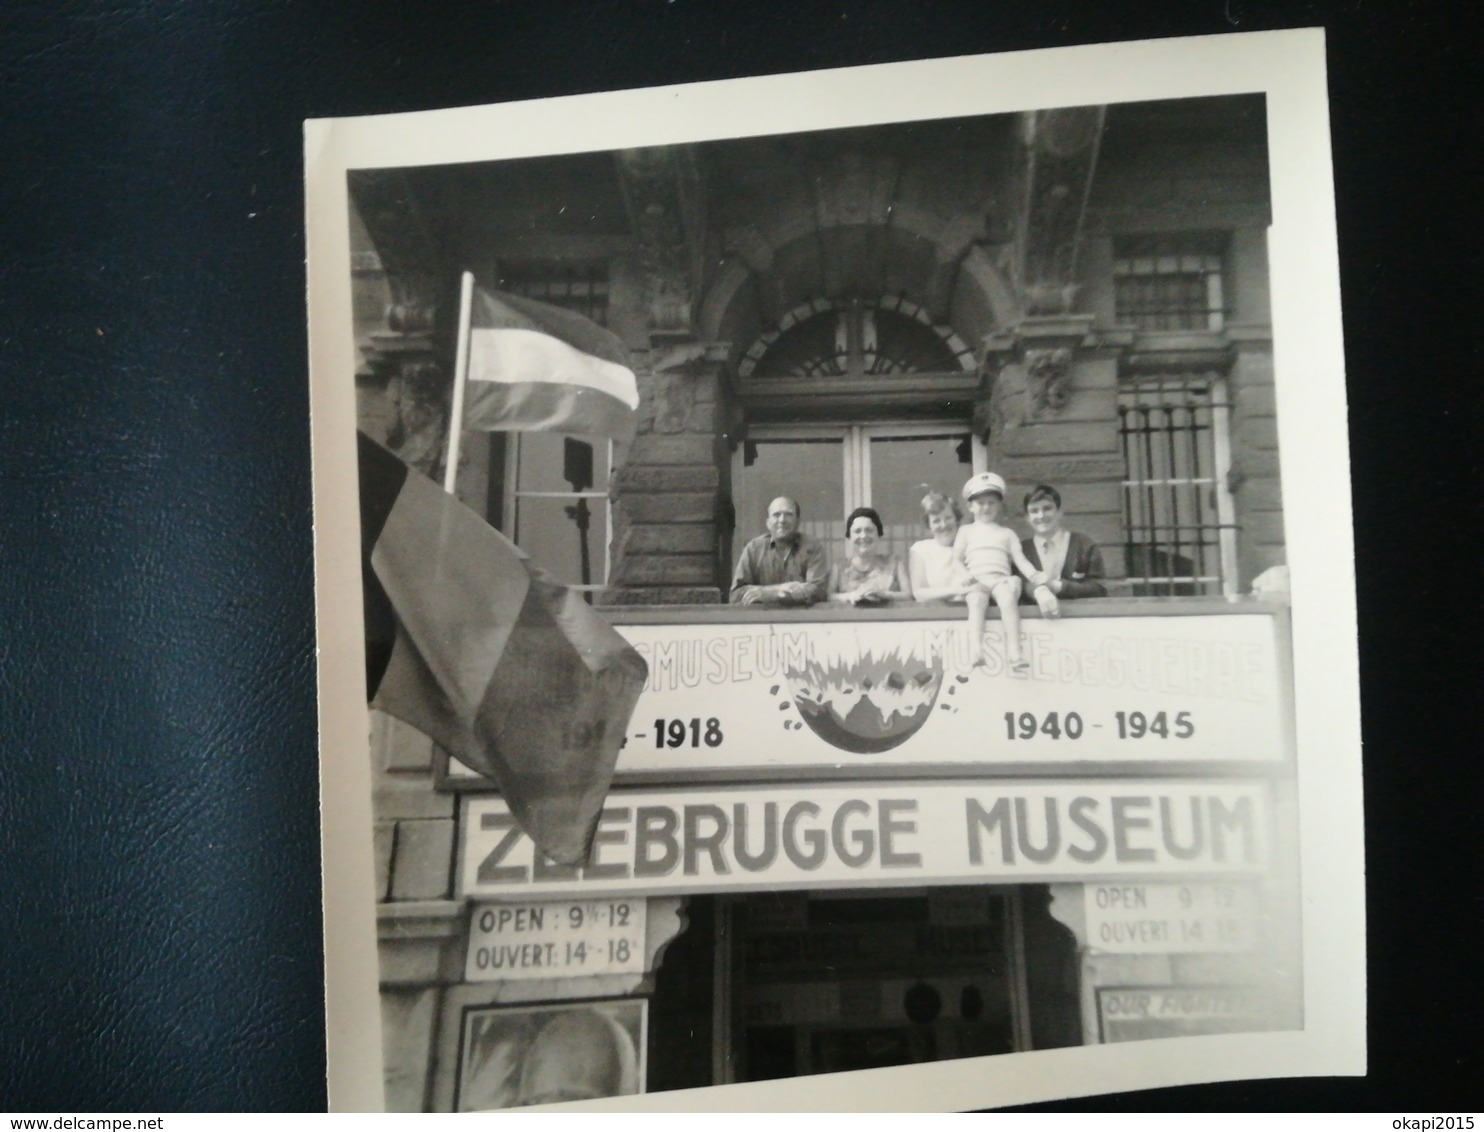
[306,28,1362,1112]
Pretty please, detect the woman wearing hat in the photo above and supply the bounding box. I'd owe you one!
[828,506,912,605]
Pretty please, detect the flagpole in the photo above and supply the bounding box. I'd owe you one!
[443,271,475,495]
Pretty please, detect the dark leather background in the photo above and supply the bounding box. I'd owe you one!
[0,0,1475,1113]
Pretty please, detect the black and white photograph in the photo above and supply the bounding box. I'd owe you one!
[306,31,1363,1112]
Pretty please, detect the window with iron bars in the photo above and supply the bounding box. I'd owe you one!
[1116,376,1239,597]
[496,260,610,326]
[1113,233,1228,331]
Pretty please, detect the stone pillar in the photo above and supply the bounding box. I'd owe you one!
[350,172,488,510]
[1228,331,1282,586]
[605,344,731,605]
[977,316,1125,556]
[370,710,465,1112]
[356,301,445,476]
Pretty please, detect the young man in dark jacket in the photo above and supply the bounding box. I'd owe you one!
[1019,483,1108,618]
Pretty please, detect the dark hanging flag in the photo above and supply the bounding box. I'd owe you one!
[357,432,647,866]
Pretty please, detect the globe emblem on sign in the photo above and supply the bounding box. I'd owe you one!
[784,646,945,754]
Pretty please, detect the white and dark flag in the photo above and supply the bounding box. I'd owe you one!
[462,286,639,438]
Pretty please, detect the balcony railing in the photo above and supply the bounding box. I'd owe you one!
[600,595,1280,623]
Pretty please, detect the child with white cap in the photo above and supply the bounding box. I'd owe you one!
[955,471,1048,673]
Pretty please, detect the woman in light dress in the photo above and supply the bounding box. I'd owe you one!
[909,489,1004,667]
[907,491,978,602]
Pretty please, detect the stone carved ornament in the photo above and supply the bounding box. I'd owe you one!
[1025,347,1073,417]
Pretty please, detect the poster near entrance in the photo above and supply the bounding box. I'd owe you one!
[308,30,1362,1115]
[455,998,647,1111]
[1096,986,1277,1044]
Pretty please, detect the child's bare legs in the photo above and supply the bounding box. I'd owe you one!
[991,576,1028,672]
[966,589,990,665]
[966,576,1026,670]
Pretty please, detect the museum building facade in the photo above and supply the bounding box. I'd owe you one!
[349,94,1300,1110]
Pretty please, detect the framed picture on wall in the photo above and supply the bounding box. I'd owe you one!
[456,998,648,1112]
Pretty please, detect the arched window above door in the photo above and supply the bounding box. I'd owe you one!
[735,297,979,425]
[738,296,975,380]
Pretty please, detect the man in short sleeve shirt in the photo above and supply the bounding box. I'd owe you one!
[729,496,828,606]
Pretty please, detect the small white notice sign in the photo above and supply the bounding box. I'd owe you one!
[1084,882,1258,953]
[465,899,648,982]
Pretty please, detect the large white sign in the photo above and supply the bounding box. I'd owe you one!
[459,780,1271,899]
[606,613,1288,775]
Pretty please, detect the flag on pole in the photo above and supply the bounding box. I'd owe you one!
[358,432,648,866]
[461,286,640,438]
